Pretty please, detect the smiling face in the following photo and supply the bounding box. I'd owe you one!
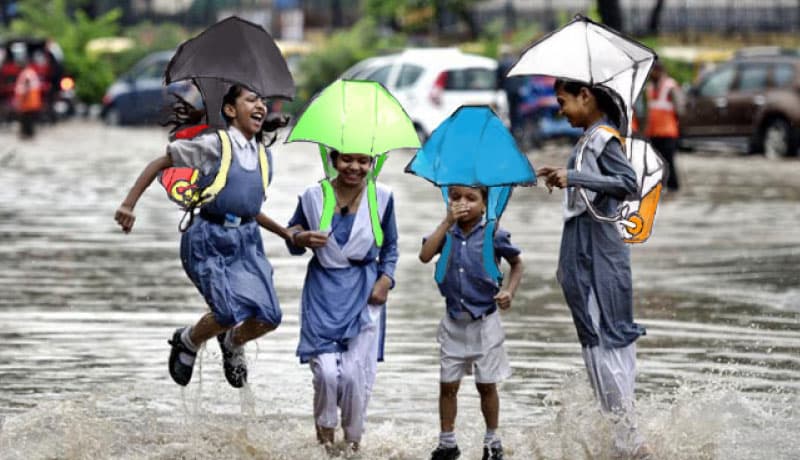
[448,185,486,226]
[223,88,267,139]
[333,153,372,187]
[556,86,593,129]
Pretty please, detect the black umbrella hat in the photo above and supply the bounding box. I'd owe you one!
[165,16,295,101]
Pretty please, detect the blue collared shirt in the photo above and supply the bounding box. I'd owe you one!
[427,221,520,320]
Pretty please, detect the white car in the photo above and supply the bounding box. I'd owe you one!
[340,48,508,139]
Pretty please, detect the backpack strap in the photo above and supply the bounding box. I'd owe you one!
[433,186,506,286]
[576,125,639,229]
[198,129,234,205]
[257,141,270,195]
[317,146,387,247]
[434,187,452,284]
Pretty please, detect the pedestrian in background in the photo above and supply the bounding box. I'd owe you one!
[13,57,43,139]
[645,61,683,192]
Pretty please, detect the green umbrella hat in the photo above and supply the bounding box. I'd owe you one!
[286,79,420,246]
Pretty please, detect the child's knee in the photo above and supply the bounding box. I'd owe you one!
[475,382,497,397]
[440,381,461,398]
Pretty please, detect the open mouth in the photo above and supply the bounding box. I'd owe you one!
[250,112,265,122]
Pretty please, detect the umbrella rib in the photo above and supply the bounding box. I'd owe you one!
[584,22,593,85]
[371,85,378,155]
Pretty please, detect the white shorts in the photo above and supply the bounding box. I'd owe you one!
[437,311,511,384]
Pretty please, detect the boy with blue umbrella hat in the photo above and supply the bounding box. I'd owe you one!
[407,105,535,460]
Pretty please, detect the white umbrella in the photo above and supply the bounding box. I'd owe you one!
[508,15,656,135]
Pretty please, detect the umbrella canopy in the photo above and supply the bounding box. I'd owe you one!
[286,79,420,156]
[405,105,536,187]
[508,14,655,135]
[165,16,295,127]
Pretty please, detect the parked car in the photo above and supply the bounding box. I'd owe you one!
[0,37,76,122]
[101,50,198,125]
[680,47,800,158]
[340,48,508,140]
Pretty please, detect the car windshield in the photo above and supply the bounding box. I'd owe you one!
[445,68,496,90]
[699,65,735,97]
[737,64,768,91]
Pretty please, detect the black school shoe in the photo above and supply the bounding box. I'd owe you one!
[167,327,196,386]
[217,332,247,388]
[482,444,504,460]
[430,445,460,460]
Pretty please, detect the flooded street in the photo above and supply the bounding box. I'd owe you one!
[0,120,798,459]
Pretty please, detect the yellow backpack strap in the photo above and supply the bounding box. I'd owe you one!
[597,125,626,148]
[199,129,233,204]
[258,142,270,194]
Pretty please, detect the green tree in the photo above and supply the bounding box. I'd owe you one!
[293,18,406,111]
[364,0,482,39]
[7,0,121,103]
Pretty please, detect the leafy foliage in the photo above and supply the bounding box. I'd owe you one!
[293,18,406,111]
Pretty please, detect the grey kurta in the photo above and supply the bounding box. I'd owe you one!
[557,120,644,348]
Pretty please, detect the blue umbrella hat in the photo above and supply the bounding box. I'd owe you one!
[405,105,536,284]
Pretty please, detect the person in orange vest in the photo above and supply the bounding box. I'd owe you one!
[14,58,44,138]
[645,61,683,192]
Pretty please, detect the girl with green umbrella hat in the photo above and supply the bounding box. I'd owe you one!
[284,79,420,453]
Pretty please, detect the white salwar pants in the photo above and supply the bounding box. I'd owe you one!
[582,289,644,455]
[309,306,380,443]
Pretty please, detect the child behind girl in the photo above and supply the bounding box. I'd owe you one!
[114,85,291,389]
[419,185,523,460]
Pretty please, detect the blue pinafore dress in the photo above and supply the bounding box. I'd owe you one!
[179,146,282,328]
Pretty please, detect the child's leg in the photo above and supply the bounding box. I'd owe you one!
[310,353,339,444]
[340,320,378,446]
[228,318,277,346]
[475,383,499,431]
[188,311,229,345]
[439,381,461,432]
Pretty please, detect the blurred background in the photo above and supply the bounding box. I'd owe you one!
[0,0,799,154]
[0,2,799,459]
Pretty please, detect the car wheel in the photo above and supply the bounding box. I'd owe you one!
[762,118,794,159]
[104,107,121,126]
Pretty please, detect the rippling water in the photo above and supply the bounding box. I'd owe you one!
[0,121,798,459]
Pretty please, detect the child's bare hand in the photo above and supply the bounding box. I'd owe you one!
[494,290,513,310]
[115,205,136,233]
[294,230,329,248]
[447,202,469,223]
[368,275,392,305]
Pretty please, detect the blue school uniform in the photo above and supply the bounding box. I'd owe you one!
[431,222,520,320]
[169,126,282,327]
[287,183,398,363]
[557,118,643,348]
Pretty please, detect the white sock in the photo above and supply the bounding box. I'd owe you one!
[180,327,198,352]
[224,329,241,350]
[484,430,501,447]
[439,431,457,448]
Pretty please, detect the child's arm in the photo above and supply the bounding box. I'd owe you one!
[370,195,399,305]
[419,203,461,263]
[115,154,173,233]
[256,212,292,242]
[494,254,523,310]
